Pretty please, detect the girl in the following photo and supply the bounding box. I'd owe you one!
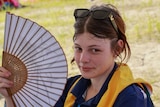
[0,3,154,107]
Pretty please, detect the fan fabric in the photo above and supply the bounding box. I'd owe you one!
[2,12,68,107]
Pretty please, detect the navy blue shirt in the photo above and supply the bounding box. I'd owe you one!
[55,63,154,107]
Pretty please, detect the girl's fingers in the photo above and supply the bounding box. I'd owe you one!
[0,81,13,88]
[0,67,10,72]
[0,67,11,77]
[0,67,13,97]
[0,77,13,87]
[0,68,13,88]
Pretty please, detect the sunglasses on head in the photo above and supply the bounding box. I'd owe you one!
[74,9,120,38]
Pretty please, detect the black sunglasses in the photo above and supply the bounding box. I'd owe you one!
[74,9,120,38]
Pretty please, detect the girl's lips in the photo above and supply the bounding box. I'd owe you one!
[80,66,93,72]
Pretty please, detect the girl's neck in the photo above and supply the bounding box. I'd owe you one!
[85,72,111,101]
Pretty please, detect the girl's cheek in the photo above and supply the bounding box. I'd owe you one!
[74,53,79,62]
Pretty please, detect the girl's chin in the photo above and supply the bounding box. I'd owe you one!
[81,73,94,79]
[82,76,91,79]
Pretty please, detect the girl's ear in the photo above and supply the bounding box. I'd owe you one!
[114,39,124,57]
[117,39,124,51]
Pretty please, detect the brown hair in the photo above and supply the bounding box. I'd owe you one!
[72,4,131,63]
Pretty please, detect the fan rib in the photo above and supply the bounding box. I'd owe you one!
[26,80,64,91]
[19,34,54,61]
[28,65,67,72]
[17,91,34,107]
[11,19,28,55]
[26,83,61,98]
[19,89,42,106]
[24,85,54,106]
[19,30,47,60]
[28,71,66,74]
[8,16,19,54]
[27,78,66,86]
[10,17,25,55]
[28,76,66,79]
[15,24,42,58]
[27,59,66,69]
[24,47,62,66]
[12,22,41,56]
[5,14,12,52]
[3,13,10,51]
[12,96,21,107]
[15,22,35,57]
[13,92,28,107]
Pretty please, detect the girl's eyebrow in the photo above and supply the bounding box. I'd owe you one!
[88,45,101,48]
[74,43,101,48]
[74,43,80,46]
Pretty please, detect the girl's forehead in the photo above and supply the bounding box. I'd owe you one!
[74,32,103,41]
[74,33,111,45]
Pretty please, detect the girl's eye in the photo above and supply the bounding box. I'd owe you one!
[74,47,82,52]
[91,48,100,53]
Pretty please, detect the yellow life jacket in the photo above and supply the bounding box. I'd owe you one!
[64,64,152,107]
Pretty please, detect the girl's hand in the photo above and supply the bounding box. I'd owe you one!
[0,67,13,98]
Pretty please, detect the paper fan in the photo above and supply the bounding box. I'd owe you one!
[2,12,68,107]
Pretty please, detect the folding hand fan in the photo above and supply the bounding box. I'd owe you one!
[2,12,68,107]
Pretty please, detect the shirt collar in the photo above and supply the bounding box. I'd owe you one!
[71,62,118,105]
[71,77,91,98]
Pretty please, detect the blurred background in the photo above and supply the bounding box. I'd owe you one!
[0,0,159,106]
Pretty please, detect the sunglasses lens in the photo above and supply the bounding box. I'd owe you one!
[92,10,109,19]
[74,9,89,18]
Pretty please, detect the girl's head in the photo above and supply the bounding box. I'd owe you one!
[73,4,131,63]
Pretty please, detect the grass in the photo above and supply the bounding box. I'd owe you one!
[0,0,159,106]
[0,0,160,44]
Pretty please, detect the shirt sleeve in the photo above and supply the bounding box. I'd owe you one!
[113,84,154,107]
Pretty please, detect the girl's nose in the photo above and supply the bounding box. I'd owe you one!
[80,51,90,63]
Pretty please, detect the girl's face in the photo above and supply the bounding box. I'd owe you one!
[74,32,115,79]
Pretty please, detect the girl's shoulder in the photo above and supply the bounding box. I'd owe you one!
[66,75,81,87]
[114,84,154,107]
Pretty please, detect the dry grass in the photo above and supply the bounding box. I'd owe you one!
[128,42,160,106]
